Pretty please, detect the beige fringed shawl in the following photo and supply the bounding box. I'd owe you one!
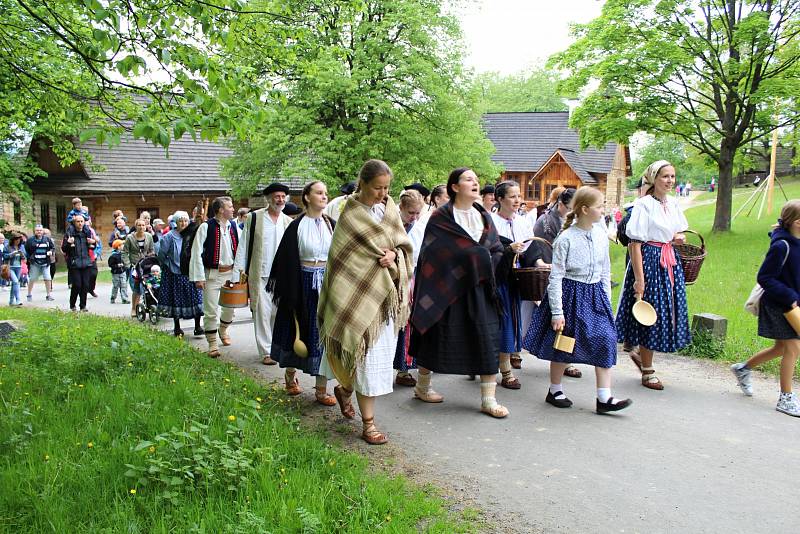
[317,194,413,374]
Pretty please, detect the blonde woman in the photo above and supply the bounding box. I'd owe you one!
[615,160,690,390]
[318,160,413,445]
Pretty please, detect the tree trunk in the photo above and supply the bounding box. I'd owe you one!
[712,140,736,232]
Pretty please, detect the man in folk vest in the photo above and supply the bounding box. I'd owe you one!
[233,183,293,365]
[190,196,239,357]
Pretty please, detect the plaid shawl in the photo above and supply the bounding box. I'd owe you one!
[317,194,413,373]
[411,202,504,335]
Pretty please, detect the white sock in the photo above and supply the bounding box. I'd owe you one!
[549,384,563,396]
[597,388,611,403]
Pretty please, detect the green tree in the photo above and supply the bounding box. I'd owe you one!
[473,69,568,113]
[632,135,716,188]
[222,0,500,195]
[551,0,800,232]
[0,0,288,197]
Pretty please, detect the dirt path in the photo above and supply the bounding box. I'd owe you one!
[19,283,800,533]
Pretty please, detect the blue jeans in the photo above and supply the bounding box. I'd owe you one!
[8,266,21,305]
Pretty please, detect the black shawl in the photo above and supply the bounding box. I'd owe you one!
[411,202,506,335]
[266,214,335,346]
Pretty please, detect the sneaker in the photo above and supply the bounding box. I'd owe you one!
[121,299,130,304]
[89,291,98,298]
[731,363,753,397]
[45,295,55,301]
[110,298,116,304]
[26,294,32,302]
[546,390,573,408]
[776,393,800,417]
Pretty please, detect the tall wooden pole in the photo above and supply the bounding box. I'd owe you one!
[767,127,778,214]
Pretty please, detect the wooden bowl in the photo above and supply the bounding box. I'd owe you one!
[632,297,657,326]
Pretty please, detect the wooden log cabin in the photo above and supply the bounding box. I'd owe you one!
[23,135,301,242]
[482,112,631,209]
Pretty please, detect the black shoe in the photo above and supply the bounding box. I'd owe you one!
[193,327,205,336]
[70,307,77,312]
[546,390,573,408]
[173,329,185,338]
[90,291,98,298]
[596,397,633,414]
[80,308,88,312]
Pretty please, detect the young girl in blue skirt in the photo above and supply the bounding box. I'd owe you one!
[523,186,632,414]
[615,160,691,390]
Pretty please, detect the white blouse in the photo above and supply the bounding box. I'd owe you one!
[491,212,534,250]
[547,224,612,319]
[626,195,688,243]
[297,216,332,262]
[454,206,484,242]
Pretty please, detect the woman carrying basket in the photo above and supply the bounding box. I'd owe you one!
[490,181,534,386]
[616,160,691,390]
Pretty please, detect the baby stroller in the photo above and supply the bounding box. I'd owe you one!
[134,255,161,325]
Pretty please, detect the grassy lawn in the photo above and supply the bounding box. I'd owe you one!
[610,175,800,372]
[0,308,476,533]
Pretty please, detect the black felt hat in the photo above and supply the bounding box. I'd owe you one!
[339,181,357,195]
[283,202,302,216]
[480,184,496,196]
[263,182,290,196]
[403,182,431,197]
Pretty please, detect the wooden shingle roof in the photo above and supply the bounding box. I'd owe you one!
[31,132,304,194]
[482,112,619,174]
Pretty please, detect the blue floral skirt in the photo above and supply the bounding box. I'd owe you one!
[615,244,691,352]
[523,278,617,368]
[497,282,522,353]
[271,268,324,376]
[157,270,203,319]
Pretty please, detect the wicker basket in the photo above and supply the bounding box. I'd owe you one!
[674,229,706,285]
[512,237,552,301]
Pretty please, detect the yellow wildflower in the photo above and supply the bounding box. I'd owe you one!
[256,397,262,402]
[44,455,50,461]
[228,415,236,422]
[148,446,156,453]
[87,442,94,448]
[129,489,136,495]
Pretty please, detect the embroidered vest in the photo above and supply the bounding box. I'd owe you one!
[201,218,239,268]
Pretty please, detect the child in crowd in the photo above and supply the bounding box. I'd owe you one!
[145,264,161,291]
[109,239,129,304]
[523,186,632,414]
[66,197,91,224]
[732,200,800,417]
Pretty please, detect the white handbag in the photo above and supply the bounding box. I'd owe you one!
[744,240,790,317]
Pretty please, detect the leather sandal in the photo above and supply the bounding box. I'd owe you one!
[395,373,417,387]
[361,417,388,445]
[563,366,582,378]
[261,355,277,365]
[333,385,356,419]
[500,371,521,390]
[207,349,221,358]
[414,386,444,403]
[314,389,336,406]
[641,367,664,390]
[285,375,302,396]
[219,334,232,346]
[480,403,509,418]
[510,355,522,369]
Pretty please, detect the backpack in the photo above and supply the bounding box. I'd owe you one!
[616,205,634,247]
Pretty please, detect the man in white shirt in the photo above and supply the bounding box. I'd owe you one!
[234,183,293,365]
[190,196,239,358]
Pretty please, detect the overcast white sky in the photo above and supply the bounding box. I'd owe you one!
[453,0,605,75]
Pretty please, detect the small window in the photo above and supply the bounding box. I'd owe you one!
[12,200,21,225]
[137,207,159,221]
[56,204,67,233]
[40,201,50,228]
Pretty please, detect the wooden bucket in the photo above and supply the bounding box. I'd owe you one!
[220,281,249,308]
